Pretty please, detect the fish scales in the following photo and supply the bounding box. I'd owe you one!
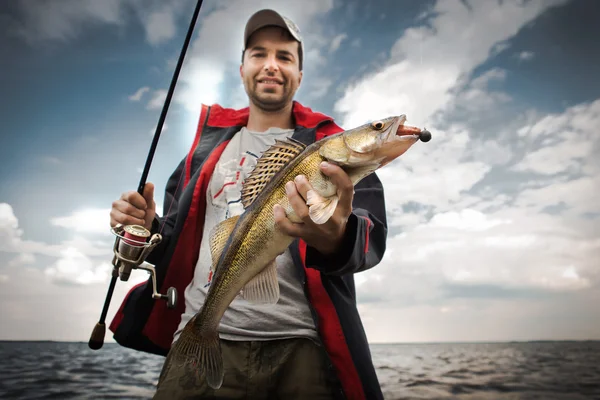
[207,149,327,305]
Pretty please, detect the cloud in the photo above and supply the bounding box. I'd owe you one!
[6,0,189,46]
[0,203,22,250]
[7,0,123,43]
[329,33,347,53]
[50,208,112,236]
[517,50,535,61]
[333,0,568,128]
[0,203,173,343]
[0,261,148,342]
[3,0,598,345]
[8,253,35,267]
[45,247,113,286]
[1,203,111,263]
[14,0,340,118]
[447,68,512,117]
[5,203,170,287]
[354,96,600,342]
[375,125,491,212]
[2,203,162,291]
[306,77,333,100]
[146,89,168,110]
[328,0,600,343]
[142,7,176,46]
[355,200,599,344]
[0,207,157,341]
[514,99,600,176]
[149,123,168,136]
[129,86,150,101]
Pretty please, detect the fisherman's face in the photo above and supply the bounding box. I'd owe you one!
[240,26,303,112]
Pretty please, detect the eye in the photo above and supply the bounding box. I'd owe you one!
[372,121,384,130]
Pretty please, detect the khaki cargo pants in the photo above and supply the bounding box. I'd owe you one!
[153,337,340,399]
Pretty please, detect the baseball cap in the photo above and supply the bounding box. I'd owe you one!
[243,9,304,70]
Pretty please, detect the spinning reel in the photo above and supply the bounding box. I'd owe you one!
[88,224,178,350]
[110,224,177,309]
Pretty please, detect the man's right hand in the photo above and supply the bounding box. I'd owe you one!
[110,182,156,231]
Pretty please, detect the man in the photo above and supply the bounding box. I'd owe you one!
[109,9,387,400]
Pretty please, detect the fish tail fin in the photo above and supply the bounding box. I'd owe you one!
[170,322,224,389]
[201,332,223,389]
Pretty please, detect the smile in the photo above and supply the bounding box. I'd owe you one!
[258,79,283,85]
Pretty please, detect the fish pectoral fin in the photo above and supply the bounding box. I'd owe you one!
[242,260,280,304]
[209,215,239,272]
[306,190,339,225]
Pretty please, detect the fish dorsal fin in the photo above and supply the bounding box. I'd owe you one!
[241,137,306,208]
[209,215,240,272]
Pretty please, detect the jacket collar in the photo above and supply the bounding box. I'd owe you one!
[206,101,334,129]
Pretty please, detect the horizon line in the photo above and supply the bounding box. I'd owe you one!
[1,339,599,344]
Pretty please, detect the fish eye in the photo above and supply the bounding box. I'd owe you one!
[372,121,384,130]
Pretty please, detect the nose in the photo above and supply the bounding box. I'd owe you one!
[263,53,279,72]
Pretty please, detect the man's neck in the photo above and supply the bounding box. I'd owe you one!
[246,102,295,132]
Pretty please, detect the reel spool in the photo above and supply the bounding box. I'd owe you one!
[110,224,177,309]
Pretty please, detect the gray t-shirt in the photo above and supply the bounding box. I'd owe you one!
[173,126,318,343]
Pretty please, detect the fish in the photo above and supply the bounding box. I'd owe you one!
[168,114,431,389]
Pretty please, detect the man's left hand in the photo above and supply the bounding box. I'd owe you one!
[274,161,354,256]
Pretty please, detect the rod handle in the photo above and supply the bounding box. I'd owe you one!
[88,322,106,350]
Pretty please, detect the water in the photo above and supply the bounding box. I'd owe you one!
[370,342,600,399]
[0,341,598,399]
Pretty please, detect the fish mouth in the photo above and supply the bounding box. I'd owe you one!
[385,115,432,143]
[384,115,431,143]
[396,118,431,142]
[376,115,432,168]
[392,115,431,142]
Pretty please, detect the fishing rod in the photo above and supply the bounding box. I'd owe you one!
[88,0,205,351]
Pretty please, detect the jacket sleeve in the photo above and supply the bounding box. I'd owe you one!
[145,156,187,266]
[305,171,388,276]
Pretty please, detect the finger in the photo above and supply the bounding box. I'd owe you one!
[110,208,146,227]
[293,175,312,200]
[143,182,156,208]
[113,199,146,220]
[122,191,148,210]
[320,161,353,215]
[285,181,312,224]
[273,204,304,237]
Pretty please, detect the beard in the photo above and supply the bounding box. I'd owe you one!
[246,78,295,112]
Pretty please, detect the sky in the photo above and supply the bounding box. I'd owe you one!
[0,0,599,344]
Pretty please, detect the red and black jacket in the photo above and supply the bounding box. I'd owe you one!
[109,101,388,400]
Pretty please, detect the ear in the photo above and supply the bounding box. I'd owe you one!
[297,70,303,87]
[239,63,244,79]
